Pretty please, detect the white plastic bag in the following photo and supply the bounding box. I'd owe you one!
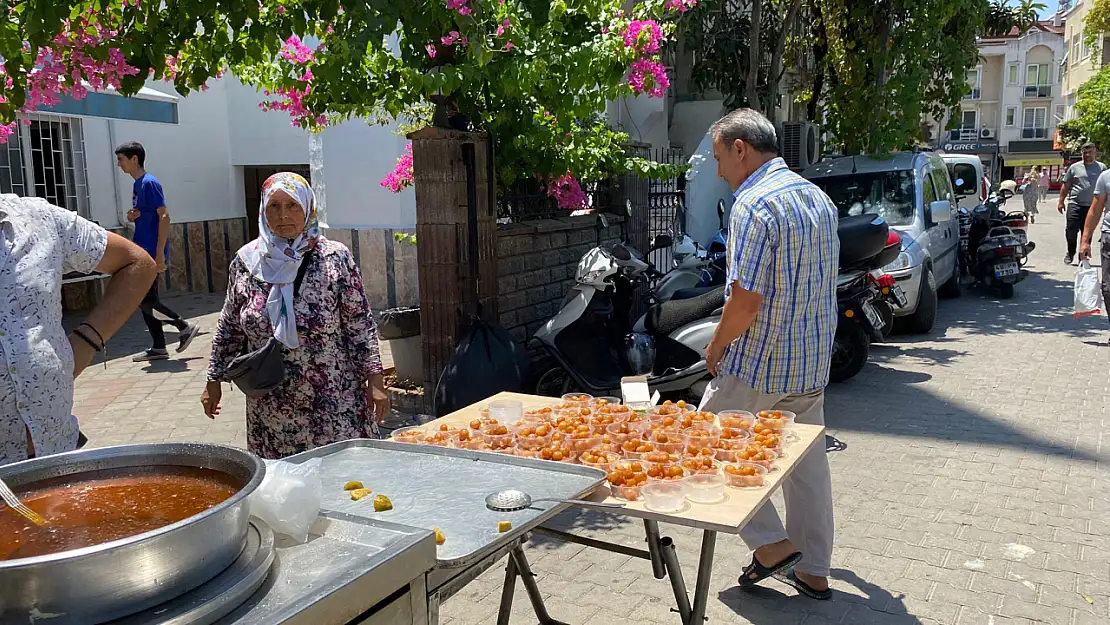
[248,458,321,543]
[1073,260,1103,318]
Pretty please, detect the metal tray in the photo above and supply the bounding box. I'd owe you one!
[284,439,606,569]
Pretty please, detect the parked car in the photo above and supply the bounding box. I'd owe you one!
[939,154,987,211]
[803,152,961,334]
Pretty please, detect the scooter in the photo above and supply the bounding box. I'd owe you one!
[531,233,720,400]
[830,215,903,383]
[966,190,1035,299]
[657,198,730,302]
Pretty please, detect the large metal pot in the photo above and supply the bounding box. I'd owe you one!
[0,443,265,624]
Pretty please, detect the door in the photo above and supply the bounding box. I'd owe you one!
[928,166,959,281]
[244,165,311,240]
[959,110,978,141]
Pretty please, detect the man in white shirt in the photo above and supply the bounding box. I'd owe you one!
[0,195,157,465]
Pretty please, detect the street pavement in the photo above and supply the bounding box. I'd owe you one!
[71,195,1110,624]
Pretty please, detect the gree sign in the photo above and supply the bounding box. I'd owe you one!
[941,141,999,153]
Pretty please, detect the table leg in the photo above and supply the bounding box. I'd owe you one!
[510,546,570,625]
[495,554,518,625]
[658,536,692,623]
[644,520,667,580]
[687,530,717,625]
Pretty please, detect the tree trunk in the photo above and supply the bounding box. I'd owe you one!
[809,4,829,123]
[768,0,805,125]
[746,0,762,112]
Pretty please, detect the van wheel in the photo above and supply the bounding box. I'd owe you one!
[938,260,962,298]
[904,268,937,334]
[829,321,870,383]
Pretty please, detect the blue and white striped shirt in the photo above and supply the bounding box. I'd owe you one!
[719,158,839,394]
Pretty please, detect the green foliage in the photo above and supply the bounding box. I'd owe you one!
[1085,0,1110,63]
[1058,64,1110,151]
[817,0,986,155]
[0,1,685,193]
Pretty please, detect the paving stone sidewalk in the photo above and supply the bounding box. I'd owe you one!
[72,196,1110,625]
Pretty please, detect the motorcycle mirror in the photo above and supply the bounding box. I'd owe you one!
[676,175,686,192]
[598,213,610,229]
[717,199,726,219]
[626,198,634,217]
[651,234,674,251]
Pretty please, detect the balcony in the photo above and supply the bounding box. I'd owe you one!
[1023,84,1051,99]
[947,128,996,142]
[1021,127,1049,139]
[964,88,981,100]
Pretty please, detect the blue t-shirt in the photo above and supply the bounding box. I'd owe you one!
[132,173,169,259]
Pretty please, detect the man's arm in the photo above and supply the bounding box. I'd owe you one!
[706,285,762,376]
[154,206,170,270]
[1058,180,1072,213]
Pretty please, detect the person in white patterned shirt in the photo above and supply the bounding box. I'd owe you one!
[0,195,156,465]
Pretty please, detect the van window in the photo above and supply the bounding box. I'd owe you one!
[929,167,954,203]
[922,171,938,206]
[946,163,979,196]
[811,170,917,226]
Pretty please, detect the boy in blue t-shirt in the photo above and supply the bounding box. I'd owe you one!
[115,142,200,361]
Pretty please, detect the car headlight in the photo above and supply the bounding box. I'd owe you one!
[883,251,913,272]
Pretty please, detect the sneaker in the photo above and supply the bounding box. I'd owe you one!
[1065,255,1074,265]
[176,323,200,353]
[134,348,169,362]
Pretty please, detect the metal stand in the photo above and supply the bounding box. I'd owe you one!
[495,545,569,625]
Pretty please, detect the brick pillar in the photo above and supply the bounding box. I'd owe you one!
[408,128,499,395]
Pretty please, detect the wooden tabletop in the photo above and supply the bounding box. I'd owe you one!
[426,392,826,536]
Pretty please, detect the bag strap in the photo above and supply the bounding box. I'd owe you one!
[293,249,314,297]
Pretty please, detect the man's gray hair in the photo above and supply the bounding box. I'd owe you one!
[710,108,779,154]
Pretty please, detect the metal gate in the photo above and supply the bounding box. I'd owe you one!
[647,147,687,278]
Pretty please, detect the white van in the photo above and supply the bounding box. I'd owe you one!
[939,154,986,211]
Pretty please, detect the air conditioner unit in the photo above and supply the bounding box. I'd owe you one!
[780,121,821,170]
[980,127,995,139]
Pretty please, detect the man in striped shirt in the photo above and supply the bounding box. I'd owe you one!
[700,109,839,600]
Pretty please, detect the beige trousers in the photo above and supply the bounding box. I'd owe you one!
[699,375,834,577]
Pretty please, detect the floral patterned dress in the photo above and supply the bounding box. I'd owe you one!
[207,237,384,459]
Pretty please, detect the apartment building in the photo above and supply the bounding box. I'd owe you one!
[1060,0,1110,121]
[937,22,1067,183]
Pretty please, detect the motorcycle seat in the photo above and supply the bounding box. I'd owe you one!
[671,286,718,301]
[645,285,726,336]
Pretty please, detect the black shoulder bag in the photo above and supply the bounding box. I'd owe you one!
[224,251,313,398]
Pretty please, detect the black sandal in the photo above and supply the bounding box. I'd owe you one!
[737,551,803,588]
[773,569,832,600]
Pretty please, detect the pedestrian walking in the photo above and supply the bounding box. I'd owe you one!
[700,109,839,600]
[1079,169,1110,341]
[1021,170,1039,223]
[114,142,201,361]
[201,172,390,459]
[0,195,157,465]
[1058,143,1106,265]
[1038,166,1049,202]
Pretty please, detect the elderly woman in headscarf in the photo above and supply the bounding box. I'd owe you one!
[201,172,389,458]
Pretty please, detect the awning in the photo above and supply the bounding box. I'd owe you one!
[1003,153,1063,167]
[40,84,178,124]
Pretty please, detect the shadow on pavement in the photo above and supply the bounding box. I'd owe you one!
[141,357,204,374]
[716,567,923,624]
[826,364,1103,464]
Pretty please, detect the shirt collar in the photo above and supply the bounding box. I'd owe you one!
[733,157,789,199]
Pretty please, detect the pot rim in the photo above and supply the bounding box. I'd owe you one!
[0,442,265,569]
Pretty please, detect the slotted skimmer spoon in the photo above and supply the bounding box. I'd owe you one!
[0,476,46,527]
[485,489,624,513]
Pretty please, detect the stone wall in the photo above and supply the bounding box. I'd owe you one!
[496,215,626,342]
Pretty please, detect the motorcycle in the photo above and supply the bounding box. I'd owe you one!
[656,198,730,303]
[965,190,1036,299]
[830,215,904,383]
[531,228,720,400]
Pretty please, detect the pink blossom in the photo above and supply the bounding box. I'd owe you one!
[623,20,663,55]
[504,41,515,51]
[446,0,471,15]
[279,35,314,64]
[426,44,438,58]
[497,18,511,36]
[441,31,468,47]
[547,173,589,211]
[627,57,670,98]
[276,5,286,14]
[381,143,415,193]
[665,0,697,12]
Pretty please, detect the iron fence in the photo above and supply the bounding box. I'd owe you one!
[496,179,614,222]
[646,147,688,276]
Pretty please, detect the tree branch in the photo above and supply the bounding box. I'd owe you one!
[768,0,804,124]
[746,0,762,112]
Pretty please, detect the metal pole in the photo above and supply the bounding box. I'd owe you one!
[658,536,692,622]
[510,547,570,625]
[495,556,518,625]
[687,530,717,625]
[533,526,651,560]
[644,520,667,580]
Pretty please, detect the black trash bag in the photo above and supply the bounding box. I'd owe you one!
[433,314,532,417]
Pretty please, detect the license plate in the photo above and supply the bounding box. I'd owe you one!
[862,301,884,329]
[891,285,908,307]
[994,262,1020,277]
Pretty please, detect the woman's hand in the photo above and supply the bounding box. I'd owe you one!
[367,375,390,424]
[201,381,223,418]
